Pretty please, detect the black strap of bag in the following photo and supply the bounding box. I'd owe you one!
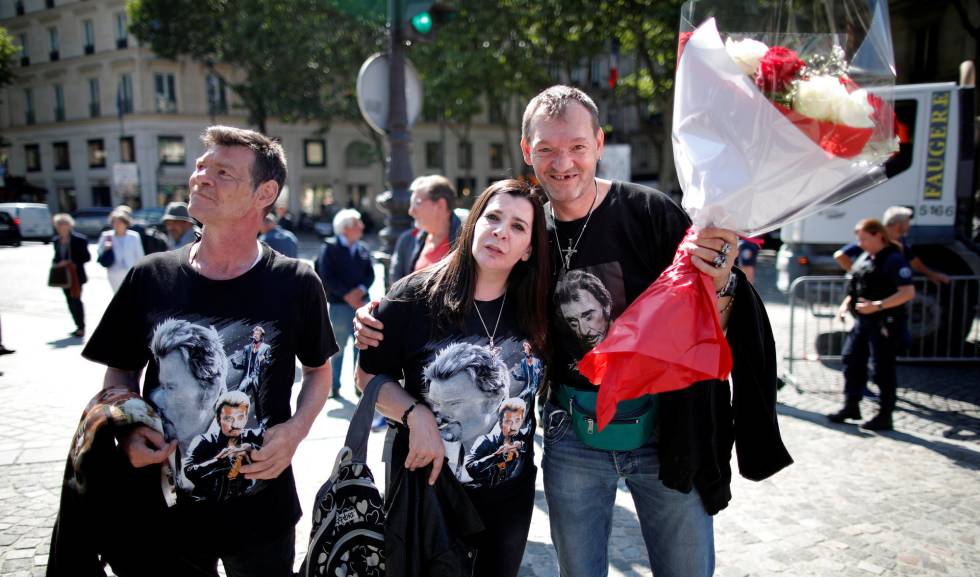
[345,374,391,462]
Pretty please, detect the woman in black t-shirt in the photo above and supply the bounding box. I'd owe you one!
[358,179,550,577]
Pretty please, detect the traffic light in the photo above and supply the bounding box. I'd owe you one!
[402,1,455,43]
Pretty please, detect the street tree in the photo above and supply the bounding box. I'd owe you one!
[128,0,386,134]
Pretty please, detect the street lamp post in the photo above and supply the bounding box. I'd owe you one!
[376,0,414,255]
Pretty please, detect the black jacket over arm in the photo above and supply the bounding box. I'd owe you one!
[657,267,793,515]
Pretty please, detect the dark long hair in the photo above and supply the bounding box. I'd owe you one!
[400,179,550,357]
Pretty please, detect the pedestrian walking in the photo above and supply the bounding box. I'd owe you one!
[830,218,915,431]
[315,208,374,398]
[260,213,298,258]
[51,213,90,338]
[63,125,337,576]
[357,179,550,577]
[97,209,144,293]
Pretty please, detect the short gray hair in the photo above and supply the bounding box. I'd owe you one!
[332,208,363,235]
[423,342,507,397]
[150,318,228,393]
[213,390,250,415]
[52,213,74,227]
[883,206,913,226]
[522,85,600,140]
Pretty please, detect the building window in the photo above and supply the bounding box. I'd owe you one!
[158,136,185,166]
[117,74,133,114]
[25,144,40,172]
[458,141,472,170]
[18,33,28,66]
[83,20,95,55]
[46,0,55,8]
[15,1,24,16]
[48,27,59,61]
[490,143,504,170]
[53,84,65,122]
[206,74,227,116]
[53,142,70,171]
[155,73,177,113]
[345,141,375,168]
[88,139,106,168]
[120,136,135,163]
[425,141,442,169]
[115,12,128,49]
[24,88,34,125]
[304,139,326,167]
[88,78,100,118]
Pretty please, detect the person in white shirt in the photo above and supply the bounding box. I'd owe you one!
[98,209,145,293]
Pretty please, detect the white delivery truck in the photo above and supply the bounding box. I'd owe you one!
[775,81,980,355]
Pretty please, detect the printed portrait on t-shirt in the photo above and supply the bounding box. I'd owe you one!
[554,263,627,357]
[420,339,542,488]
[147,316,280,501]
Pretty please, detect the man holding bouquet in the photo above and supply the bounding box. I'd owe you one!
[357,85,791,577]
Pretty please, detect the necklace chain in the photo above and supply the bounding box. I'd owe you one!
[473,292,507,353]
[551,179,598,270]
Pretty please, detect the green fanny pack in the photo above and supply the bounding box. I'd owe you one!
[554,385,658,451]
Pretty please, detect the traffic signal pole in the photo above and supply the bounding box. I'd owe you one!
[377,0,414,255]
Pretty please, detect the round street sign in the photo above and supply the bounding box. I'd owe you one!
[356,53,423,135]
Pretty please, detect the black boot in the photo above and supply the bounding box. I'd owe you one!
[827,404,861,423]
[860,414,893,431]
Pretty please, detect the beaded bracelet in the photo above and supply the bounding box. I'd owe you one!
[402,401,419,428]
[719,295,735,316]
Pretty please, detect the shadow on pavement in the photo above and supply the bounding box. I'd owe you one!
[46,336,84,348]
[778,403,980,470]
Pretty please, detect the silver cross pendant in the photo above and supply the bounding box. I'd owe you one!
[562,241,577,269]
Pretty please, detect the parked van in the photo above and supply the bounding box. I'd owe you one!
[0,203,53,242]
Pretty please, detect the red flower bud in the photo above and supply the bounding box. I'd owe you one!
[755,46,805,95]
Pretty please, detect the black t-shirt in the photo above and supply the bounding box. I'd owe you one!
[358,279,544,493]
[548,181,690,391]
[849,244,913,318]
[82,243,336,544]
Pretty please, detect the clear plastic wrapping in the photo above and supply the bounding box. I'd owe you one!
[675,0,898,236]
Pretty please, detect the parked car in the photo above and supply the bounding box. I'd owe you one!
[72,207,113,238]
[0,202,53,242]
[0,212,21,246]
[132,207,166,227]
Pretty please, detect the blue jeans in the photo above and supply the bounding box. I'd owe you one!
[541,402,714,577]
[328,302,356,394]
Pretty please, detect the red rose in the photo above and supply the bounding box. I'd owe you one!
[755,46,805,95]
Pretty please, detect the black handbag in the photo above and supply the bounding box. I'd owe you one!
[48,264,70,288]
[300,374,389,577]
[97,247,115,268]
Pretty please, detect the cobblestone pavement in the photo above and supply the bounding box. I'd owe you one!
[1,243,977,576]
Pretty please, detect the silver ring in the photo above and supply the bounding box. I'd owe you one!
[712,253,727,269]
[720,241,732,255]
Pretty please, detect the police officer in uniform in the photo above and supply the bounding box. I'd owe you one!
[829,219,915,431]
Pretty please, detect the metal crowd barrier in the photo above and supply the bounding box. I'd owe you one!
[785,275,980,381]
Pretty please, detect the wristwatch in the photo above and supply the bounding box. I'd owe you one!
[874,300,884,311]
[716,271,738,298]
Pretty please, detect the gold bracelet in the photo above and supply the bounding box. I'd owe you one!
[719,295,735,316]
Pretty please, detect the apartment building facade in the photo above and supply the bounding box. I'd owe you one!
[0,0,530,225]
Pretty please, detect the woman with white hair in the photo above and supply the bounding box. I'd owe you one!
[97,208,144,293]
[51,213,91,337]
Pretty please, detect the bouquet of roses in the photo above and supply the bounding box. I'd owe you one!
[579,0,897,429]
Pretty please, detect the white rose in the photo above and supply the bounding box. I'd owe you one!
[725,37,769,76]
[793,75,849,122]
[835,88,875,128]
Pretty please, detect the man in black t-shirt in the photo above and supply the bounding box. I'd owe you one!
[80,126,336,577]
